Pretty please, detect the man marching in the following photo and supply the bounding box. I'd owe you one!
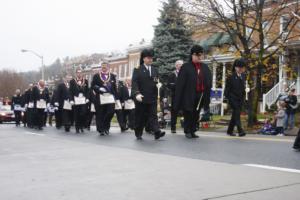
[168,60,183,133]
[224,58,247,137]
[32,80,50,130]
[11,89,23,126]
[131,49,165,140]
[122,80,135,130]
[54,75,73,132]
[174,45,212,139]
[91,62,118,136]
[69,68,90,133]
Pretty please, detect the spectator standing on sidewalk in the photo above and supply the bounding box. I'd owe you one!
[284,88,298,130]
[275,101,286,136]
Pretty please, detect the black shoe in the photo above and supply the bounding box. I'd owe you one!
[154,131,165,140]
[136,136,143,140]
[87,127,90,131]
[76,129,80,134]
[239,132,246,137]
[38,127,43,130]
[185,133,193,139]
[191,132,199,138]
[80,128,84,133]
[121,127,128,132]
[171,129,176,134]
[100,132,105,136]
[293,146,300,151]
[105,130,109,135]
[65,127,70,132]
[227,133,236,136]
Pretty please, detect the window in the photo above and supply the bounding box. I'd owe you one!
[280,15,289,34]
[246,27,253,39]
[263,21,270,46]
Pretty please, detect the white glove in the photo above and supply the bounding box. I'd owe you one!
[85,99,89,103]
[136,94,144,102]
[163,98,168,103]
[121,103,125,107]
[99,87,107,93]
[54,102,59,107]
[70,101,75,105]
[47,103,50,108]
[25,104,28,109]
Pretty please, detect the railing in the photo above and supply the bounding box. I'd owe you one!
[262,79,298,113]
[262,80,285,113]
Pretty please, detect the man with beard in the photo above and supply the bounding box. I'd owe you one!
[69,68,90,133]
[91,62,117,136]
[131,49,165,140]
[174,45,212,139]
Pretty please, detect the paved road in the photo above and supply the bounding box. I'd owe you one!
[0,124,299,200]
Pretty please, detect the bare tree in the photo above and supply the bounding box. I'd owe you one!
[182,0,300,126]
[0,70,27,99]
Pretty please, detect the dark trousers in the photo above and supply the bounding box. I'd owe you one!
[86,111,95,128]
[227,105,243,134]
[123,109,135,129]
[73,105,87,130]
[55,109,62,129]
[96,104,115,132]
[35,109,45,128]
[171,108,177,131]
[115,109,126,130]
[134,102,160,137]
[43,112,47,126]
[14,111,22,126]
[22,111,27,126]
[183,93,203,134]
[293,129,300,148]
[62,109,72,131]
[27,108,34,128]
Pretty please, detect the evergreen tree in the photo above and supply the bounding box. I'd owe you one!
[152,0,193,82]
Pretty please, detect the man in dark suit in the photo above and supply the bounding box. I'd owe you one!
[224,58,247,137]
[32,80,50,130]
[168,60,183,133]
[174,45,212,139]
[131,49,165,140]
[11,89,23,126]
[69,68,90,133]
[122,80,135,130]
[91,62,118,136]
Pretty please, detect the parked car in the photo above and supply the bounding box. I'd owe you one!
[0,105,15,123]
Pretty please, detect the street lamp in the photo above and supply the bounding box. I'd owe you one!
[21,49,44,80]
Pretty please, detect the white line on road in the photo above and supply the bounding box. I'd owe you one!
[243,164,300,174]
[24,131,45,136]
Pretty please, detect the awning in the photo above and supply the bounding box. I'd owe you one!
[199,32,233,51]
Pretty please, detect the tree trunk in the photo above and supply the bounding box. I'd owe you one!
[247,87,259,127]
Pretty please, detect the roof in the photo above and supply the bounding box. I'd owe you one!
[199,32,233,51]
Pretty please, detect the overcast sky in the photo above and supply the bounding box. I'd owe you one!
[0,0,162,72]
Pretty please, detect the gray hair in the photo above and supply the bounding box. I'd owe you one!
[175,60,183,66]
